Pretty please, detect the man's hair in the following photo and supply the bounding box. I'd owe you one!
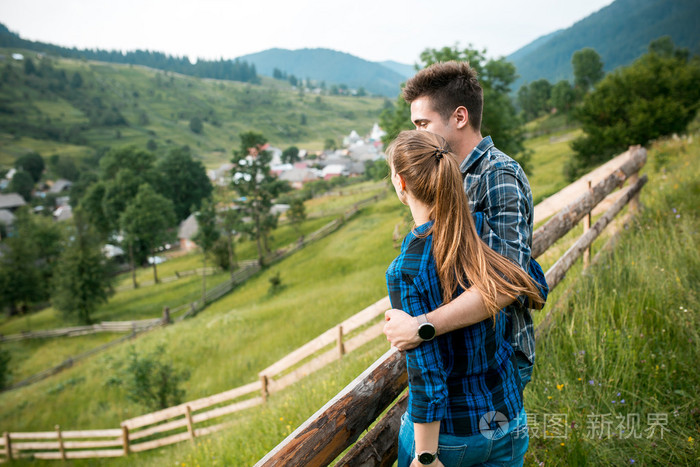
[403,61,483,131]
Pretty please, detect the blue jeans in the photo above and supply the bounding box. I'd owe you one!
[397,408,529,467]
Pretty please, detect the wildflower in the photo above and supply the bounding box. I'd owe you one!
[630,459,635,464]
[548,396,552,400]
[689,436,694,444]
[279,417,284,421]
[578,377,582,381]
[621,399,625,404]
[589,380,595,385]
[612,400,616,404]
[617,392,621,396]
[560,442,565,447]
[557,384,564,391]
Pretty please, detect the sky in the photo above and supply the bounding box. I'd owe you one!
[0,0,615,65]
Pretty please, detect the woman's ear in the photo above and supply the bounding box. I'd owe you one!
[397,173,406,192]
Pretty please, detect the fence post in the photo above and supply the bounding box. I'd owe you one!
[185,405,196,441]
[629,172,640,213]
[56,425,66,461]
[260,374,269,403]
[162,306,171,325]
[3,432,12,461]
[121,424,130,456]
[583,180,592,268]
[337,325,345,358]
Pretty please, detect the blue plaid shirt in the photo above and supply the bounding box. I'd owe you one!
[460,137,536,373]
[386,219,523,435]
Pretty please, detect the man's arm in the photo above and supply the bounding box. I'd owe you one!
[384,287,515,350]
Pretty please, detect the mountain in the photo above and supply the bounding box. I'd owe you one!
[379,60,416,80]
[507,0,700,88]
[237,48,407,97]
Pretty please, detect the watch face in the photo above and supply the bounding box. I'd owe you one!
[418,452,436,464]
[418,322,436,341]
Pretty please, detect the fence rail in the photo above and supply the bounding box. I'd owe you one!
[255,146,648,466]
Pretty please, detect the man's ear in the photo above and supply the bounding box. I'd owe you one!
[453,106,469,129]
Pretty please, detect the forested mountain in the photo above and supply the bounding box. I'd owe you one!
[0,23,259,84]
[237,48,407,97]
[508,0,700,87]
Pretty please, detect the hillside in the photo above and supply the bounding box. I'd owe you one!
[237,48,407,97]
[508,0,700,88]
[0,48,386,169]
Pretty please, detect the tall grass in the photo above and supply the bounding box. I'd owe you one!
[524,135,700,465]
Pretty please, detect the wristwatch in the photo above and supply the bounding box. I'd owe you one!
[417,314,436,341]
[416,450,438,465]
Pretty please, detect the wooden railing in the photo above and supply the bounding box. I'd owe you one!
[255,145,648,466]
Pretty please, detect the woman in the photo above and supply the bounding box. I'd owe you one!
[385,130,544,467]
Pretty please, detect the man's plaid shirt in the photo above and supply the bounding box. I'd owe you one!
[460,136,536,372]
[386,219,523,435]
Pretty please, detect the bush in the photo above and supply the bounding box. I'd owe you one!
[121,345,190,411]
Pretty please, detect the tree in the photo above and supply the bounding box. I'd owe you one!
[0,207,63,315]
[364,158,389,181]
[569,38,700,177]
[216,207,243,276]
[517,79,552,121]
[155,146,213,221]
[380,44,530,172]
[0,209,41,315]
[287,199,306,241]
[79,146,163,239]
[323,138,337,151]
[189,116,203,134]
[0,347,10,389]
[281,146,300,164]
[192,198,219,305]
[231,132,286,266]
[7,170,34,201]
[572,48,604,93]
[51,212,112,324]
[120,184,176,286]
[551,80,577,115]
[15,152,45,183]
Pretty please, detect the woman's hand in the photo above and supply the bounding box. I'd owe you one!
[384,308,421,350]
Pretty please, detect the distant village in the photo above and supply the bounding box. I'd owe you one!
[0,123,387,257]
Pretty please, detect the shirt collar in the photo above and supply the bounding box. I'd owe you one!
[460,136,494,174]
[411,220,434,236]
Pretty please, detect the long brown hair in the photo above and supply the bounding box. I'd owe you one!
[386,130,543,319]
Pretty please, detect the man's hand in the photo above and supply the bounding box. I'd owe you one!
[383,308,421,350]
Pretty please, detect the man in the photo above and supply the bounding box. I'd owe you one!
[383,61,540,389]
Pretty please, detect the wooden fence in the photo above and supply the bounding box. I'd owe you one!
[0,295,390,462]
[254,145,648,466]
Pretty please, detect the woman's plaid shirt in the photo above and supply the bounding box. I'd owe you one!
[386,219,523,435]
